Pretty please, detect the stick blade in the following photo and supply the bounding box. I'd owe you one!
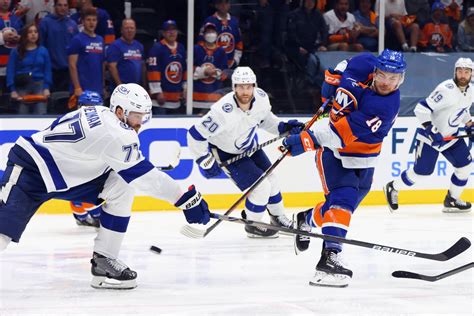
[439,237,471,261]
[180,225,206,239]
[392,270,429,280]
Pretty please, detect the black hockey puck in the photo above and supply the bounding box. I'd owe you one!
[150,245,162,254]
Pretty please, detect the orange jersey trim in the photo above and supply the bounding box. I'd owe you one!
[315,148,330,195]
[323,207,352,227]
[312,201,325,227]
[338,141,382,155]
[331,116,358,147]
[147,71,161,81]
[163,91,182,102]
[193,92,222,102]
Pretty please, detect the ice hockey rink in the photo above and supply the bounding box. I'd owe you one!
[0,205,472,316]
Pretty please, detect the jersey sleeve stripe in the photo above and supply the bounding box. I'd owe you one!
[189,126,207,141]
[147,71,161,81]
[419,100,434,112]
[118,159,155,184]
[24,137,68,191]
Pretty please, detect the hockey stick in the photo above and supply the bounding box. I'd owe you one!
[443,134,472,141]
[392,262,474,281]
[186,212,470,261]
[181,101,331,239]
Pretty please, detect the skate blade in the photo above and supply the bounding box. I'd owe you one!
[246,233,279,239]
[442,207,472,213]
[309,271,351,288]
[91,276,137,290]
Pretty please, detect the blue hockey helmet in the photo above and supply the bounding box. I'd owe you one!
[78,90,103,107]
[376,49,406,74]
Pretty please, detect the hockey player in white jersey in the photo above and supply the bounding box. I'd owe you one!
[384,57,474,213]
[0,83,211,289]
[187,66,304,237]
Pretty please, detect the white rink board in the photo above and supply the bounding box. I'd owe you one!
[0,116,473,196]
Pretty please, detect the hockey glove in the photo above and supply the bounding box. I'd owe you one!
[282,130,320,156]
[424,124,445,147]
[196,152,222,179]
[175,185,210,224]
[465,123,474,137]
[278,119,305,135]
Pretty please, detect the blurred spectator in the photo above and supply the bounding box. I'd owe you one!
[323,0,364,51]
[193,22,228,111]
[200,0,243,69]
[71,0,115,46]
[147,20,186,114]
[405,0,430,26]
[418,2,453,52]
[15,0,54,25]
[375,0,420,52]
[7,23,51,114]
[286,0,327,87]
[353,0,379,51]
[257,0,290,68]
[107,19,145,92]
[440,0,463,24]
[67,6,105,105]
[0,0,22,95]
[39,0,78,93]
[457,7,474,51]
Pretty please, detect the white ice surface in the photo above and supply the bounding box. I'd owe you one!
[0,205,472,315]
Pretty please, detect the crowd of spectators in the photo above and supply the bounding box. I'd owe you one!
[0,0,472,115]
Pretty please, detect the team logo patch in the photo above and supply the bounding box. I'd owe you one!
[222,103,233,113]
[217,32,235,54]
[165,61,183,84]
[118,86,130,94]
[446,83,454,89]
[256,89,266,97]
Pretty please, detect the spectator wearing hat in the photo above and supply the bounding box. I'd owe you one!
[199,0,243,69]
[39,0,78,93]
[457,7,474,52]
[107,18,145,92]
[419,2,454,52]
[193,22,228,112]
[147,20,187,114]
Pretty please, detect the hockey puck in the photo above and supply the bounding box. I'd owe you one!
[150,245,162,254]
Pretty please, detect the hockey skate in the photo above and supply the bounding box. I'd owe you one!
[269,213,293,236]
[309,248,353,288]
[383,181,399,212]
[442,191,472,213]
[242,211,278,238]
[90,252,137,289]
[74,213,100,228]
[293,210,311,255]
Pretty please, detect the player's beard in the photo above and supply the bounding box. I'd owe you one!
[455,76,470,88]
[235,93,252,106]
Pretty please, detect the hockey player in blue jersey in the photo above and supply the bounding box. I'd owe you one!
[0,83,211,290]
[187,66,304,237]
[384,57,473,214]
[283,49,407,287]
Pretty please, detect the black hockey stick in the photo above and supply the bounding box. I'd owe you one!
[392,262,474,281]
[181,101,331,239]
[186,212,470,261]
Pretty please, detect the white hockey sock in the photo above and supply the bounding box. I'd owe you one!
[0,233,12,251]
[267,200,284,216]
[448,185,465,200]
[94,228,125,259]
[393,168,421,191]
[244,207,264,221]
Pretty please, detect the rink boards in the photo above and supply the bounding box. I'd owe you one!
[0,116,472,213]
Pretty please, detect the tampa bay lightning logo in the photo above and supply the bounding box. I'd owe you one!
[222,103,233,113]
[256,89,266,97]
[118,85,130,95]
[446,83,454,89]
[448,109,466,127]
[235,126,258,150]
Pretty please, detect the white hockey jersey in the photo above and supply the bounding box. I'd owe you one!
[15,106,181,202]
[414,79,473,150]
[188,88,280,158]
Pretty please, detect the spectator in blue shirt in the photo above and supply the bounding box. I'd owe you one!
[107,18,145,92]
[353,0,379,52]
[67,6,105,102]
[7,23,52,114]
[39,0,78,93]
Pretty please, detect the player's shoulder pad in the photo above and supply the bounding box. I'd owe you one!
[210,92,237,115]
[440,79,456,90]
[102,110,139,145]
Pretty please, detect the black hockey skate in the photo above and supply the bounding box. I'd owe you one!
[74,214,100,228]
[442,191,472,213]
[383,181,399,212]
[293,210,311,255]
[269,213,293,236]
[90,252,137,289]
[242,210,278,238]
[309,248,353,288]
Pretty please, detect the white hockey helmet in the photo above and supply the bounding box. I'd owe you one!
[453,57,474,85]
[110,83,152,124]
[232,66,257,90]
